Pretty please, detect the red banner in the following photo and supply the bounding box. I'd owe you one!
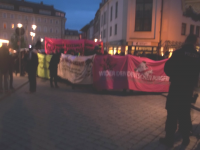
[93,55,170,92]
[45,38,103,55]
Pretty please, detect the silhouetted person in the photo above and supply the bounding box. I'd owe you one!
[103,50,108,55]
[160,34,200,147]
[134,51,139,56]
[141,51,146,57]
[120,52,125,56]
[163,51,170,59]
[49,50,63,88]
[8,51,15,89]
[0,45,9,93]
[25,47,38,93]
[115,52,119,55]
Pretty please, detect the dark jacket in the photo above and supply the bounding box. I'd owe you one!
[49,54,60,70]
[0,48,9,74]
[25,51,38,73]
[164,44,200,109]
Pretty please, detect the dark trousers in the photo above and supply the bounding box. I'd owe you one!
[165,106,191,141]
[50,69,57,86]
[28,72,36,92]
[9,71,13,88]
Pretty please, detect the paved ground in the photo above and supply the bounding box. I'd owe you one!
[0,77,200,150]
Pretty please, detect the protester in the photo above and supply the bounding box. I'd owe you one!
[0,45,10,93]
[49,49,63,88]
[160,34,200,147]
[134,51,139,56]
[8,49,15,89]
[120,52,125,56]
[115,52,119,55]
[25,46,38,93]
[141,51,146,57]
[163,51,170,59]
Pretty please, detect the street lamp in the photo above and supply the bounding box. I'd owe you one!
[17,23,23,76]
[94,38,98,42]
[30,32,35,44]
[32,25,37,31]
[41,38,44,42]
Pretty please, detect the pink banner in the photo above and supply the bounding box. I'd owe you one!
[45,38,103,55]
[93,55,170,92]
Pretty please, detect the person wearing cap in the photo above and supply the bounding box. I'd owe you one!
[25,46,38,93]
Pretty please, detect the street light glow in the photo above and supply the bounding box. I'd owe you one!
[94,38,98,42]
[17,23,23,28]
[41,38,44,42]
[30,32,35,37]
[32,25,37,30]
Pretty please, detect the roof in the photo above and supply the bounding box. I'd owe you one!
[65,29,79,36]
[80,24,90,32]
[0,0,66,17]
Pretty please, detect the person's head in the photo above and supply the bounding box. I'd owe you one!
[134,51,138,56]
[184,34,198,47]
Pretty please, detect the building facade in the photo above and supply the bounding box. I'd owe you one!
[65,29,79,40]
[99,0,200,56]
[0,0,66,46]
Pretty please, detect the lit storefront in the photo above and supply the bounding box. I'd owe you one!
[108,46,121,55]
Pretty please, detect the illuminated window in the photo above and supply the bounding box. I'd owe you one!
[108,47,113,55]
[169,48,174,58]
[11,24,14,29]
[161,47,164,56]
[3,23,7,29]
[118,46,121,54]
[125,46,128,55]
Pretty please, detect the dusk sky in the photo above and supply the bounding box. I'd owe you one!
[29,0,101,31]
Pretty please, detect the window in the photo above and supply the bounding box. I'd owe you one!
[115,2,118,19]
[110,26,112,36]
[61,13,65,17]
[3,33,7,39]
[56,12,61,16]
[24,16,28,20]
[110,6,113,21]
[11,24,14,29]
[44,18,47,23]
[101,15,103,27]
[37,18,41,22]
[0,3,14,10]
[2,13,6,18]
[135,0,153,31]
[50,28,53,33]
[190,25,195,34]
[31,17,35,21]
[19,7,33,12]
[39,9,51,15]
[55,29,58,34]
[10,14,14,19]
[103,29,106,38]
[3,23,7,29]
[55,20,59,24]
[50,19,53,24]
[181,23,186,35]
[115,24,117,35]
[44,27,47,32]
[104,11,106,25]
[37,26,41,32]
[196,26,200,37]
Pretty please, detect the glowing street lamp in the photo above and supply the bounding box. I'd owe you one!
[94,38,98,42]
[17,23,23,28]
[41,38,44,42]
[32,25,37,31]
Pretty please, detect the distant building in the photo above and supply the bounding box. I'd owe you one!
[99,0,200,56]
[0,0,66,45]
[65,29,79,40]
[80,20,94,40]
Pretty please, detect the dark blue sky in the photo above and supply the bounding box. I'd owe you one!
[30,0,101,31]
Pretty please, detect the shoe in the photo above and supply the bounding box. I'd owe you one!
[159,137,173,148]
[182,139,190,146]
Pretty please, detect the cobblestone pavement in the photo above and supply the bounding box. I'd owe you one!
[0,78,200,150]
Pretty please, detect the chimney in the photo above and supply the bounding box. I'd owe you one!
[41,1,43,5]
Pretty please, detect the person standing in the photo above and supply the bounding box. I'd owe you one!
[8,50,15,89]
[49,50,63,88]
[25,46,38,93]
[0,45,9,93]
[159,34,200,147]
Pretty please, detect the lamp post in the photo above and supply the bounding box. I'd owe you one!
[17,23,23,76]
[30,32,35,44]
[30,25,37,44]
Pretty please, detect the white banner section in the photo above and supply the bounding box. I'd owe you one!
[58,54,95,84]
